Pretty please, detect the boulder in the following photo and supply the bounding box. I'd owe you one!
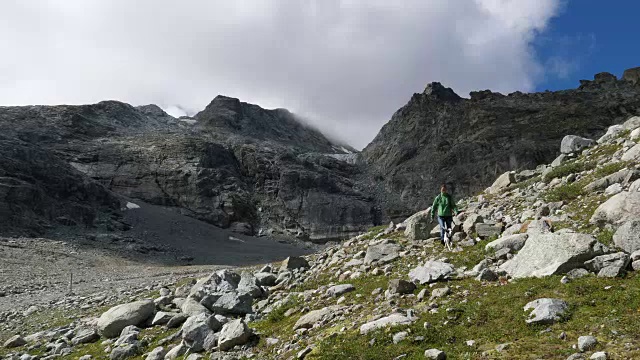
[280,256,309,271]
[326,284,355,297]
[110,343,141,360]
[164,343,187,359]
[387,279,416,295]
[181,314,220,352]
[364,243,401,265]
[462,214,483,235]
[203,292,253,315]
[359,313,414,335]
[237,272,264,298]
[181,298,211,317]
[591,191,640,225]
[71,328,99,345]
[561,135,595,154]
[489,171,515,194]
[424,349,447,360]
[189,269,241,300]
[97,300,155,338]
[294,307,336,330]
[584,169,639,193]
[584,252,630,278]
[145,347,166,360]
[218,319,252,351]
[525,219,553,235]
[254,272,277,287]
[613,220,640,253]
[3,335,26,348]
[476,268,499,282]
[597,125,625,143]
[404,210,432,241]
[590,351,608,360]
[475,223,502,238]
[408,261,455,284]
[151,312,173,326]
[578,336,597,352]
[621,144,640,162]
[485,234,528,253]
[500,232,606,278]
[166,314,189,328]
[524,298,568,324]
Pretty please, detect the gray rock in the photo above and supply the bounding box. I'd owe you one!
[561,135,595,154]
[613,220,640,254]
[551,154,568,167]
[189,269,241,300]
[281,256,309,271]
[566,268,590,279]
[408,261,455,284]
[297,346,314,359]
[424,349,446,360]
[254,272,277,287]
[475,223,502,238]
[591,191,640,225]
[110,343,141,360]
[392,331,408,344]
[430,287,451,299]
[462,214,484,235]
[525,219,553,235]
[326,284,355,297]
[622,144,640,162]
[3,335,26,348]
[237,272,264,298]
[364,243,401,265]
[151,312,173,326]
[387,279,416,295]
[166,314,189,328]
[597,124,625,143]
[97,300,155,338]
[71,328,99,345]
[164,343,187,359]
[500,232,606,278]
[524,298,568,325]
[584,169,639,192]
[294,307,336,330]
[404,210,432,241]
[590,351,608,360]
[476,268,498,281]
[584,252,630,278]
[486,234,528,253]
[488,171,515,194]
[577,336,597,352]
[181,298,211,317]
[359,313,414,335]
[565,353,585,360]
[203,291,253,315]
[218,319,252,351]
[182,314,219,352]
[145,347,166,360]
[186,354,205,360]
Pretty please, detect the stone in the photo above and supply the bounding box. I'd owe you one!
[97,300,155,338]
[622,144,640,162]
[237,271,264,298]
[181,314,219,352]
[485,234,528,253]
[218,319,252,351]
[326,284,355,297]
[364,243,401,264]
[613,220,640,253]
[186,354,204,360]
[605,183,623,196]
[566,268,590,279]
[189,269,240,300]
[392,331,408,344]
[387,279,416,295]
[489,171,515,194]
[597,124,625,143]
[404,210,432,241]
[424,349,446,360]
[71,328,99,345]
[297,346,314,359]
[475,223,502,238]
[476,268,498,281]
[584,252,630,278]
[590,352,608,360]
[408,261,455,284]
[254,272,277,287]
[281,256,309,271]
[3,335,26,348]
[181,298,211,317]
[294,307,336,330]
[164,343,187,359]
[204,291,253,315]
[110,343,141,360]
[462,214,484,235]
[561,135,595,154]
[591,191,640,225]
[166,314,189,328]
[430,286,451,299]
[145,347,166,360]
[577,336,597,352]
[525,219,553,235]
[524,298,568,325]
[151,312,173,326]
[500,232,606,278]
[359,313,414,335]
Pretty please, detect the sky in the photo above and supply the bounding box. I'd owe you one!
[0,1,637,149]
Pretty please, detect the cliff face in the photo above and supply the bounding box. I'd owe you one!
[0,97,376,241]
[361,71,640,220]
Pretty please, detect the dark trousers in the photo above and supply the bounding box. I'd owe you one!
[437,216,453,241]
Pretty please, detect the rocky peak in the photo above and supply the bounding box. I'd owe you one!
[623,66,640,85]
[422,82,462,102]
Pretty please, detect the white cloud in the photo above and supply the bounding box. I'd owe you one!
[0,0,562,148]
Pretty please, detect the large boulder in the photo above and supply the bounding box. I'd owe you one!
[613,220,640,254]
[584,252,630,278]
[181,298,211,317]
[97,300,155,338]
[488,171,515,194]
[364,242,401,265]
[408,261,455,284]
[189,269,241,300]
[597,124,625,143]
[475,223,502,238]
[485,234,528,253]
[560,135,595,154]
[591,191,640,225]
[359,313,414,335]
[404,210,432,241]
[462,214,484,235]
[202,292,253,315]
[622,144,640,162]
[181,314,220,352]
[294,307,336,330]
[500,232,606,278]
[218,319,252,351]
[524,298,568,324]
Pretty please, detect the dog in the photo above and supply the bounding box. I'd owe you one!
[442,221,454,251]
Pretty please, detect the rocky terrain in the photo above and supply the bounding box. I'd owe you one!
[4,114,640,359]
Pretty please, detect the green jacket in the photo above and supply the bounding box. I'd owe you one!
[431,192,458,217]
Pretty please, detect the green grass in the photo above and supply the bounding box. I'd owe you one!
[543,161,595,183]
[543,182,585,202]
[592,161,629,179]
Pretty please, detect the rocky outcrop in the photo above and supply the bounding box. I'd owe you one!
[361,71,640,221]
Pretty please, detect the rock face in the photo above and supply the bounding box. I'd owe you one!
[0,98,375,241]
[97,300,155,338]
[361,74,640,221]
[500,232,606,278]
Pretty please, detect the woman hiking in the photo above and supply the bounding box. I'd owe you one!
[430,183,458,245]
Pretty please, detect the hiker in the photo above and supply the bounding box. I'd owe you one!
[430,183,458,244]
